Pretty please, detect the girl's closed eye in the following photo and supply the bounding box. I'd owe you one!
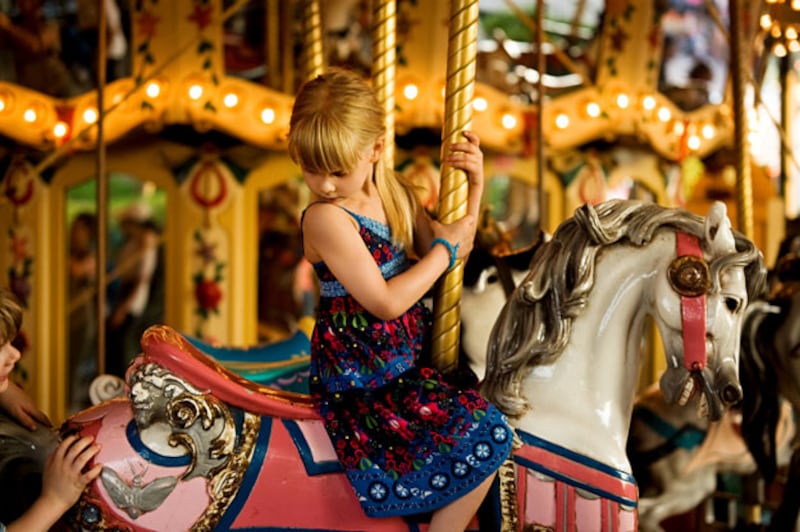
[332,170,347,178]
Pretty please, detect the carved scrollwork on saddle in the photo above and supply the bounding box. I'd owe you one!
[195,412,260,530]
[129,362,236,480]
[127,361,261,528]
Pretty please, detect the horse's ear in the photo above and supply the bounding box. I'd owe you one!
[704,201,736,256]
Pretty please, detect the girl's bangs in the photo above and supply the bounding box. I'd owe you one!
[292,117,362,175]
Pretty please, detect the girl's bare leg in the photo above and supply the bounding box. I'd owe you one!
[427,472,496,532]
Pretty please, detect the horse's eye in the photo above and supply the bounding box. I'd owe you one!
[725,297,742,313]
[487,274,498,284]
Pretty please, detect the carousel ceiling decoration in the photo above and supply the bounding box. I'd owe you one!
[0,0,765,162]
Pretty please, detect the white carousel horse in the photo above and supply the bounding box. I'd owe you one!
[483,199,765,530]
[56,199,764,531]
[460,234,541,381]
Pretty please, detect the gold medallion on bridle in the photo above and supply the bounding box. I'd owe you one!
[668,255,711,297]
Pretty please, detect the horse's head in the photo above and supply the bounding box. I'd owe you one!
[483,200,765,424]
[653,202,766,421]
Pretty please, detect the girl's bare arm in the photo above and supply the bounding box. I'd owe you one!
[303,204,455,320]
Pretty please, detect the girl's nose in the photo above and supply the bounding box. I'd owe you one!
[320,180,336,194]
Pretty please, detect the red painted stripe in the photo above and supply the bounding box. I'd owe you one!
[514,444,637,502]
[566,485,576,531]
[516,463,527,532]
[601,497,610,531]
[555,482,567,531]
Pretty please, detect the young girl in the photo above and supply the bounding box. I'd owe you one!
[289,68,513,531]
[0,288,103,531]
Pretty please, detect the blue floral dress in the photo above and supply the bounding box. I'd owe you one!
[306,205,513,518]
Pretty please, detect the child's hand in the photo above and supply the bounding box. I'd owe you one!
[442,130,484,188]
[0,382,51,431]
[431,215,477,260]
[442,131,485,224]
[40,434,102,513]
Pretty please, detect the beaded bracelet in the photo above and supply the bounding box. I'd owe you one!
[430,237,459,270]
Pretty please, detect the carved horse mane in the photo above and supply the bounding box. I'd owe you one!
[483,199,765,417]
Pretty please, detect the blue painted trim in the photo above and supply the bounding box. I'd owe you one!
[184,329,310,363]
[216,417,273,530]
[283,419,343,476]
[514,453,637,508]
[125,421,191,467]
[516,429,636,484]
[514,429,637,508]
[633,406,706,450]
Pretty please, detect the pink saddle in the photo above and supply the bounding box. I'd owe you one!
[135,324,318,419]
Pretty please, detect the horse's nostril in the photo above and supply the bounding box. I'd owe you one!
[721,384,742,404]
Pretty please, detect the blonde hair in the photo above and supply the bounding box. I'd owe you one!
[0,288,23,345]
[288,68,419,249]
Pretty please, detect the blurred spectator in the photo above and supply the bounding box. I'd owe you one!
[0,0,73,96]
[67,212,98,413]
[106,203,161,377]
[73,0,129,84]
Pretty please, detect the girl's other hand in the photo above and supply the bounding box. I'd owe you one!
[0,382,52,431]
[431,216,477,260]
[442,131,484,188]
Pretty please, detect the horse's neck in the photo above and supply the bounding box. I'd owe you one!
[514,244,663,472]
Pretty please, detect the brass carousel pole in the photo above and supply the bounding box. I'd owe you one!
[372,0,396,169]
[96,0,108,375]
[281,1,297,93]
[265,0,281,89]
[536,0,546,230]
[730,0,760,521]
[302,0,324,81]
[431,0,479,373]
[729,0,754,239]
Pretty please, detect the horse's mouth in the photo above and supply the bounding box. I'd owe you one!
[661,368,725,421]
[678,370,723,421]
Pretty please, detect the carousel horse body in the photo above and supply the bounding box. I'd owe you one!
[629,227,800,532]
[737,245,800,531]
[460,243,537,381]
[629,355,796,532]
[60,200,764,531]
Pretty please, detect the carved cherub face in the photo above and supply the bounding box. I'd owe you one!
[130,367,169,428]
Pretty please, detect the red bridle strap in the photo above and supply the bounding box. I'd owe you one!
[676,233,707,371]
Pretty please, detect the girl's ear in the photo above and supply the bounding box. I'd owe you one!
[370,138,385,163]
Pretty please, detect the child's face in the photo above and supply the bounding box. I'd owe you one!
[0,339,21,393]
[70,220,92,251]
[301,142,382,201]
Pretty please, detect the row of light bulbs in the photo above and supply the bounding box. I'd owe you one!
[399,79,722,151]
[0,78,285,143]
[0,78,722,154]
[762,0,800,57]
[548,91,722,152]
